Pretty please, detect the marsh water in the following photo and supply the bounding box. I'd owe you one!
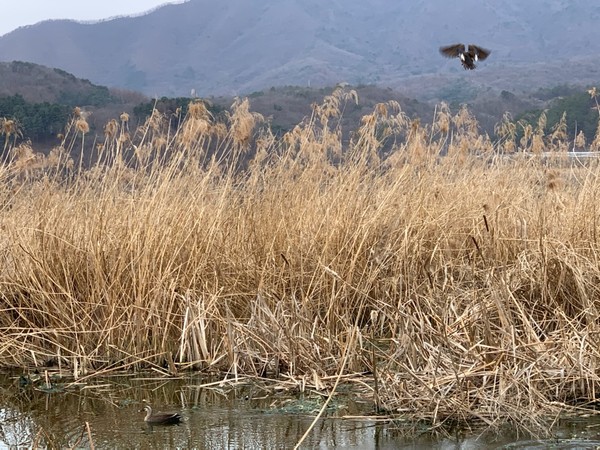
[2,371,600,449]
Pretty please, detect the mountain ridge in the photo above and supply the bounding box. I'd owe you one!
[0,0,599,97]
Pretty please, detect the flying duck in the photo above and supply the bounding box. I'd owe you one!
[439,44,491,70]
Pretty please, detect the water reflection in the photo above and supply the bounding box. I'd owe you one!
[0,372,389,449]
[1,371,600,449]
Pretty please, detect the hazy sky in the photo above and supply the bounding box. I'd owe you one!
[1,1,184,36]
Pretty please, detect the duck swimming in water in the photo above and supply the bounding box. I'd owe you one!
[141,404,183,425]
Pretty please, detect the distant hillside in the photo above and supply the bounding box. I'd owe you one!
[0,61,596,156]
[0,0,599,97]
[0,62,434,149]
[0,61,147,148]
[0,61,112,105]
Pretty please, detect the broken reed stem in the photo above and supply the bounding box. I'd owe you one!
[294,326,356,450]
[371,310,380,413]
[85,422,95,450]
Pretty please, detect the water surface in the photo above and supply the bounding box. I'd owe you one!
[1,371,600,449]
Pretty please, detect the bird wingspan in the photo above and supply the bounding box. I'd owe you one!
[467,44,491,60]
[439,44,466,58]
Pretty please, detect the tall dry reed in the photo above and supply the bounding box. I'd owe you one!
[1,88,600,433]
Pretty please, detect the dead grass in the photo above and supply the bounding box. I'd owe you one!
[1,86,600,433]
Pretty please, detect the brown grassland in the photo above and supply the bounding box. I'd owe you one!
[2,86,600,434]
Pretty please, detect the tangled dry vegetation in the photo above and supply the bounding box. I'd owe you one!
[2,86,600,433]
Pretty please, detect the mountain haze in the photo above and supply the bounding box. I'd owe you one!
[0,0,599,97]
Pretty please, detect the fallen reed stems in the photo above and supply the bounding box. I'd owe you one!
[1,88,600,433]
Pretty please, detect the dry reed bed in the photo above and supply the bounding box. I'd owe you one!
[1,88,600,431]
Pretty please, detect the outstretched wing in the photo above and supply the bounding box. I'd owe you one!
[439,43,465,58]
[468,44,491,60]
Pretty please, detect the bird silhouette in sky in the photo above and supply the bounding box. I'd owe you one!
[439,44,491,70]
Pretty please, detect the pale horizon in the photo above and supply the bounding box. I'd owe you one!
[0,0,186,36]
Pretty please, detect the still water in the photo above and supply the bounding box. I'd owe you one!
[1,371,600,449]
